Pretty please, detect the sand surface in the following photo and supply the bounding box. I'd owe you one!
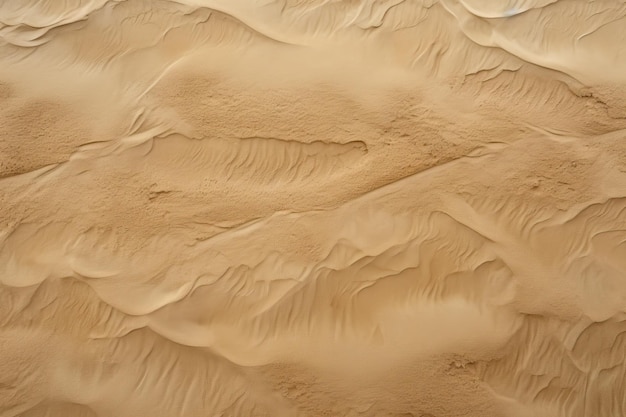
[1,1,626,416]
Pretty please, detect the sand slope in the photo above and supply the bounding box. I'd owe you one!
[1,0,626,416]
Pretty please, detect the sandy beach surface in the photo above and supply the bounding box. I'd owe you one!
[1,1,626,416]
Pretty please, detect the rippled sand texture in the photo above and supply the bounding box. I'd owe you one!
[2,0,626,416]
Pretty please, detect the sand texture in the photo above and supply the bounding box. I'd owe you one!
[2,0,626,416]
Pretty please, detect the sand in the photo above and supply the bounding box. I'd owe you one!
[1,0,626,416]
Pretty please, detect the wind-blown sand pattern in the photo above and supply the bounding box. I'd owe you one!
[1,0,626,416]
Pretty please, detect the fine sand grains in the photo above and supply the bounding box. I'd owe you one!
[1,0,626,416]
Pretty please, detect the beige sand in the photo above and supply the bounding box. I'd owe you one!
[1,0,626,416]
